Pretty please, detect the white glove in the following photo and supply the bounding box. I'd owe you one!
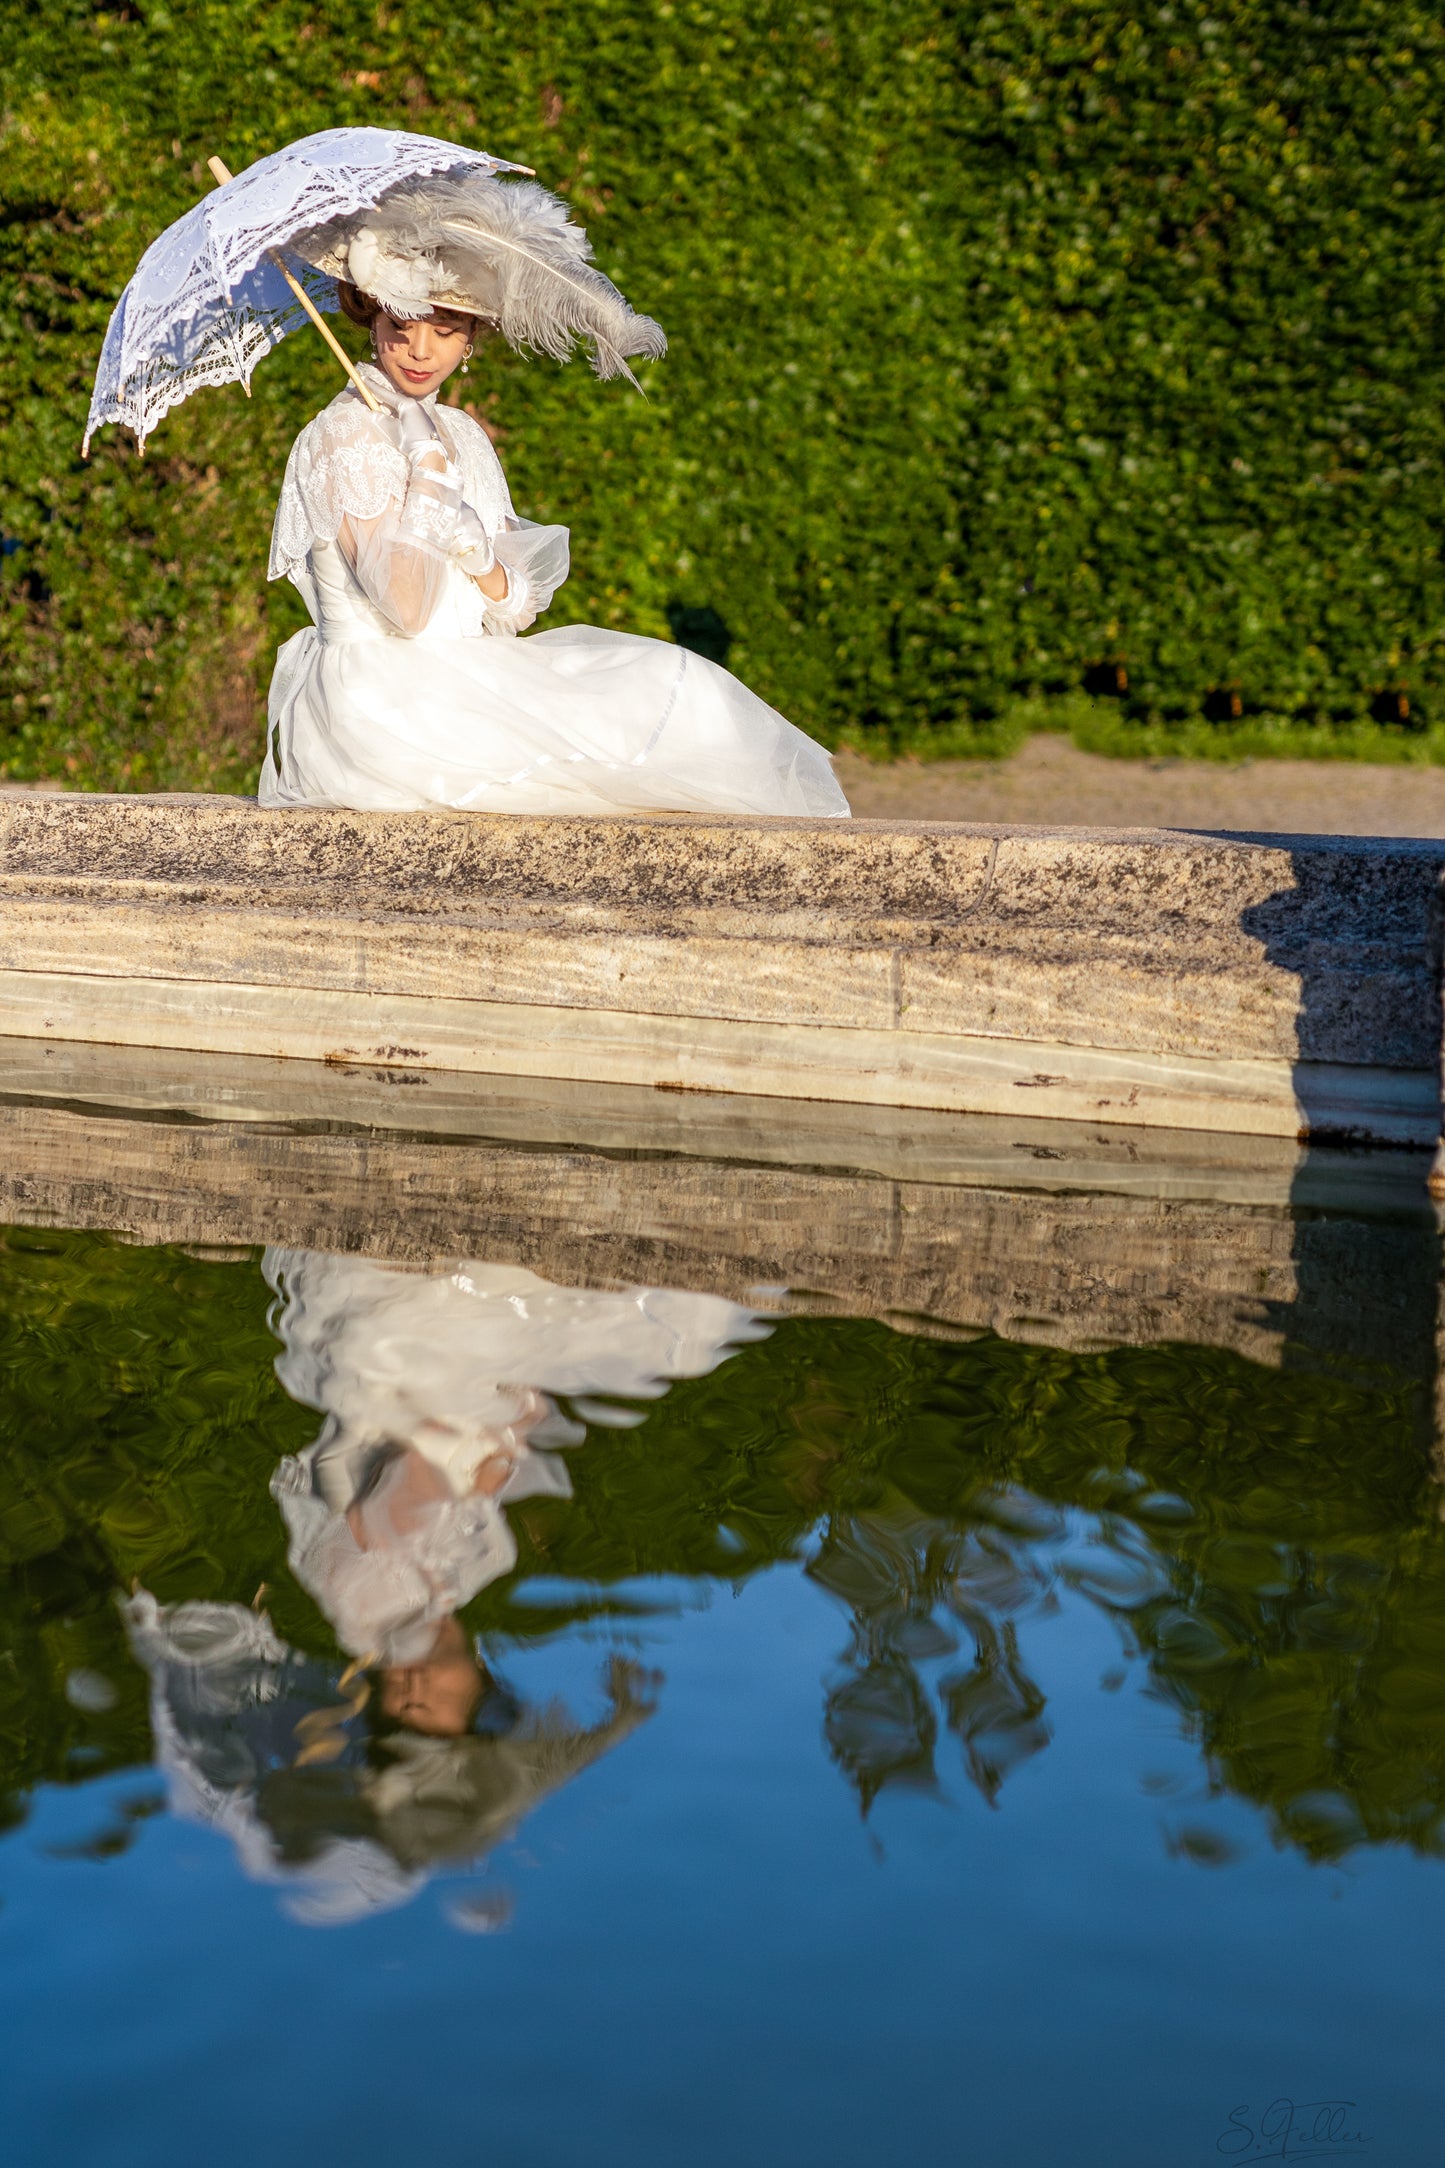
[395,397,443,462]
[366,396,440,457]
[451,502,495,575]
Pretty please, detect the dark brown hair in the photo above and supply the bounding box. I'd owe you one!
[335,279,382,328]
[335,281,485,339]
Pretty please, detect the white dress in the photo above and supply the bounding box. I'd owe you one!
[259,363,849,818]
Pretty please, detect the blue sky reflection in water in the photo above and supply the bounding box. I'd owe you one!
[0,1226,1442,2167]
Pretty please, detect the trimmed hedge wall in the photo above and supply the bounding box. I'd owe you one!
[2,0,1445,789]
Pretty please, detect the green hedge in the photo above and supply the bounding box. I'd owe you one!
[3,0,1445,789]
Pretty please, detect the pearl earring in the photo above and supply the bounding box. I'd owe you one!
[461,345,473,374]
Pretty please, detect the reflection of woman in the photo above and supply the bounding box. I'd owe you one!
[260,173,848,819]
[270,1394,558,1672]
[122,1250,761,1922]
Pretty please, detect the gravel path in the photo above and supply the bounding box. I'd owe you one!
[834,735,1445,836]
[7,736,1444,836]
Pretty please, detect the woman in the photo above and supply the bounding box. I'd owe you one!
[261,251,849,817]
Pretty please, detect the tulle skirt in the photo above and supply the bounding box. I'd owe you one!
[258,624,850,818]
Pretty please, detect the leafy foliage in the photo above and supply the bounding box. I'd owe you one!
[2,0,1444,785]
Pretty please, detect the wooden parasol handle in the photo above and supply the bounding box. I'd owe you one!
[206,155,382,411]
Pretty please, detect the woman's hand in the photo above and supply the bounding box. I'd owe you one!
[369,395,447,475]
[451,503,509,600]
[451,503,493,569]
[395,397,443,463]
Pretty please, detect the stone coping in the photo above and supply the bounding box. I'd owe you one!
[0,793,1439,1146]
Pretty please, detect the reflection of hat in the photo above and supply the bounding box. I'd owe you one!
[363,1657,656,1872]
[293,174,666,383]
[121,1591,422,1925]
[123,1592,656,1925]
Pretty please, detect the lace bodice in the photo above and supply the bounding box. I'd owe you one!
[268,363,568,640]
[269,365,513,576]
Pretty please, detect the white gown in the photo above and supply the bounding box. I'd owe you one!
[259,363,850,818]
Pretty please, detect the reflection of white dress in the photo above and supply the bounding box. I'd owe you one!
[264,1248,765,1661]
[259,364,849,819]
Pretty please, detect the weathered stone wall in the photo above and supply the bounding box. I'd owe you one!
[0,794,1440,1142]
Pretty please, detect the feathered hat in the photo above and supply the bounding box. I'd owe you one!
[292,173,667,385]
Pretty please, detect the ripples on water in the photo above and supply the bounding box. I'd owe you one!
[1,1222,1443,2162]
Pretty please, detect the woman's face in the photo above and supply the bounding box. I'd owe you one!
[379,1617,486,1738]
[371,306,475,400]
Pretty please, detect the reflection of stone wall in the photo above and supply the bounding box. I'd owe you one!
[0,1044,1436,1393]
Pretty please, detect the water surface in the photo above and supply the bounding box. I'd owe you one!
[2,1222,1441,2166]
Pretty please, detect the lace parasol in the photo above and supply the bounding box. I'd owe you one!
[84,127,526,454]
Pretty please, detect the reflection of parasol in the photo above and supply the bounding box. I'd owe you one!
[85,125,665,455]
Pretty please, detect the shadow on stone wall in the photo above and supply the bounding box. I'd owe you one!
[1239,840,1445,1458]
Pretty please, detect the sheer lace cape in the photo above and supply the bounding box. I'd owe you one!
[269,365,514,587]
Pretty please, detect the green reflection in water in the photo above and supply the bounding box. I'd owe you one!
[0,1225,1437,1866]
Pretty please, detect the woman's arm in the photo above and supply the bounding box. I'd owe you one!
[336,506,451,635]
[467,556,509,603]
[335,405,465,636]
[441,410,568,631]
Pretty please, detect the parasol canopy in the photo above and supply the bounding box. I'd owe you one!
[84,126,664,454]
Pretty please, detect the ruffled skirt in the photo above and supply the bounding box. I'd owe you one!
[258,624,850,818]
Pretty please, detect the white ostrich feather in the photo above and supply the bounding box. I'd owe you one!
[296,175,666,385]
